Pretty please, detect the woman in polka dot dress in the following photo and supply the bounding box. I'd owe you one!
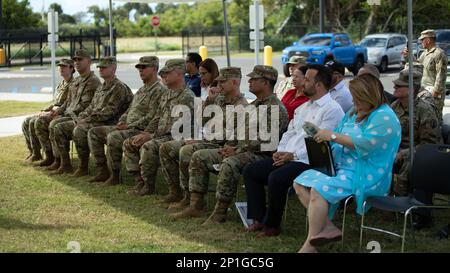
[293,74,401,253]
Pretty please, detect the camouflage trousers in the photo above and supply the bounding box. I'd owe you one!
[159,140,220,190]
[189,150,270,202]
[123,135,172,185]
[22,115,41,154]
[88,125,141,171]
[54,120,104,159]
[435,96,445,125]
[45,116,73,158]
[393,149,411,196]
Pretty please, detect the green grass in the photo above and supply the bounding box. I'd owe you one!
[0,101,52,118]
[0,135,449,253]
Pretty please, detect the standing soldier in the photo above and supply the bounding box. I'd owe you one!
[49,49,101,174]
[23,58,74,164]
[404,29,448,123]
[123,59,195,196]
[159,67,249,209]
[53,56,132,177]
[87,56,166,186]
[391,68,442,196]
[172,65,289,225]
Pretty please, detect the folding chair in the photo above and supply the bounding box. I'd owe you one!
[359,144,450,252]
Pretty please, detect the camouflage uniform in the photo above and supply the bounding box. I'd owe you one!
[189,66,289,203]
[123,59,195,190]
[88,57,166,175]
[391,69,442,196]
[417,30,448,123]
[23,59,73,160]
[160,67,249,193]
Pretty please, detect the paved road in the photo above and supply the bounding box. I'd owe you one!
[0,52,402,100]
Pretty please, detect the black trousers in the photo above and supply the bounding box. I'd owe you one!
[243,158,311,228]
[414,189,433,217]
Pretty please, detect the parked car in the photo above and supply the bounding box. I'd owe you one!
[446,64,450,96]
[359,33,407,72]
[281,33,368,75]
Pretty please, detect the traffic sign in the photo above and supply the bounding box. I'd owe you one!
[249,4,264,30]
[249,40,264,50]
[249,31,264,40]
[151,16,160,27]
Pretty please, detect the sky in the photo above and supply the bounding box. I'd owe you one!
[28,0,157,15]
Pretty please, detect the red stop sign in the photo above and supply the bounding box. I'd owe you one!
[151,16,160,27]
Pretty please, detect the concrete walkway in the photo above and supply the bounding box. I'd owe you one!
[0,115,29,137]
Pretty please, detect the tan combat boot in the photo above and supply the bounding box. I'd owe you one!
[35,151,55,167]
[49,153,73,175]
[159,184,183,204]
[88,164,110,183]
[26,152,42,163]
[103,169,122,186]
[135,179,156,196]
[46,156,60,171]
[127,173,145,195]
[72,156,89,177]
[168,191,190,210]
[202,200,231,225]
[170,192,205,220]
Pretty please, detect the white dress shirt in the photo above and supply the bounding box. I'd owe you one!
[329,80,353,113]
[277,93,345,164]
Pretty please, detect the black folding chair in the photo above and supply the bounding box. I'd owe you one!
[359,143,450,252]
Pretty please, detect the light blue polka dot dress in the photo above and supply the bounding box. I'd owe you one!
[294,104,401,218]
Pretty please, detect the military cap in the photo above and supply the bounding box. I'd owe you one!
[419,29,436,40]
[215,67,242,81]
[247,65,279,81]
[287,55,307,65]
[96,56,117,68]
[393,68,422,87]
[72,49,91,60]
[57,58,74,67]
[135,56,159,68]
[159,58,186,74]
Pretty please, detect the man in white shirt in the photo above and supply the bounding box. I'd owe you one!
[325,61,353,113]
[243,64,344,237]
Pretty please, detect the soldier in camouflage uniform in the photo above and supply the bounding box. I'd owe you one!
[391,68,442,196]
[87,56,166,186]
[172,65,289,224]
[47,50,101,174]
[404,30,448,124]
[159,67,249,209]
[122,59,195,196]
[53,56,132,177]
[23,59,74,164]
[275,56,307,100]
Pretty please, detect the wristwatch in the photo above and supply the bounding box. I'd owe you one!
[330,133,337,141]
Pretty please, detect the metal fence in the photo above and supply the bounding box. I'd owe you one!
[0,28,116,67]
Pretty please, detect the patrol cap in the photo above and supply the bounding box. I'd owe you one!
[393,68,422,87]
[287,55,307,65]
[96,56,117,68]
[135,56,159,68]
[215,67,242,81]
[57,58,74,67]
[72,49,91,60]
[159,58,186,74]
[247,65,279,81]
[419,29,436,40]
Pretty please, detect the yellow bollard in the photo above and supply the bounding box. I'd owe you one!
[0,48,5,66]
[199,46,208,61]
[264,46,273,66]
